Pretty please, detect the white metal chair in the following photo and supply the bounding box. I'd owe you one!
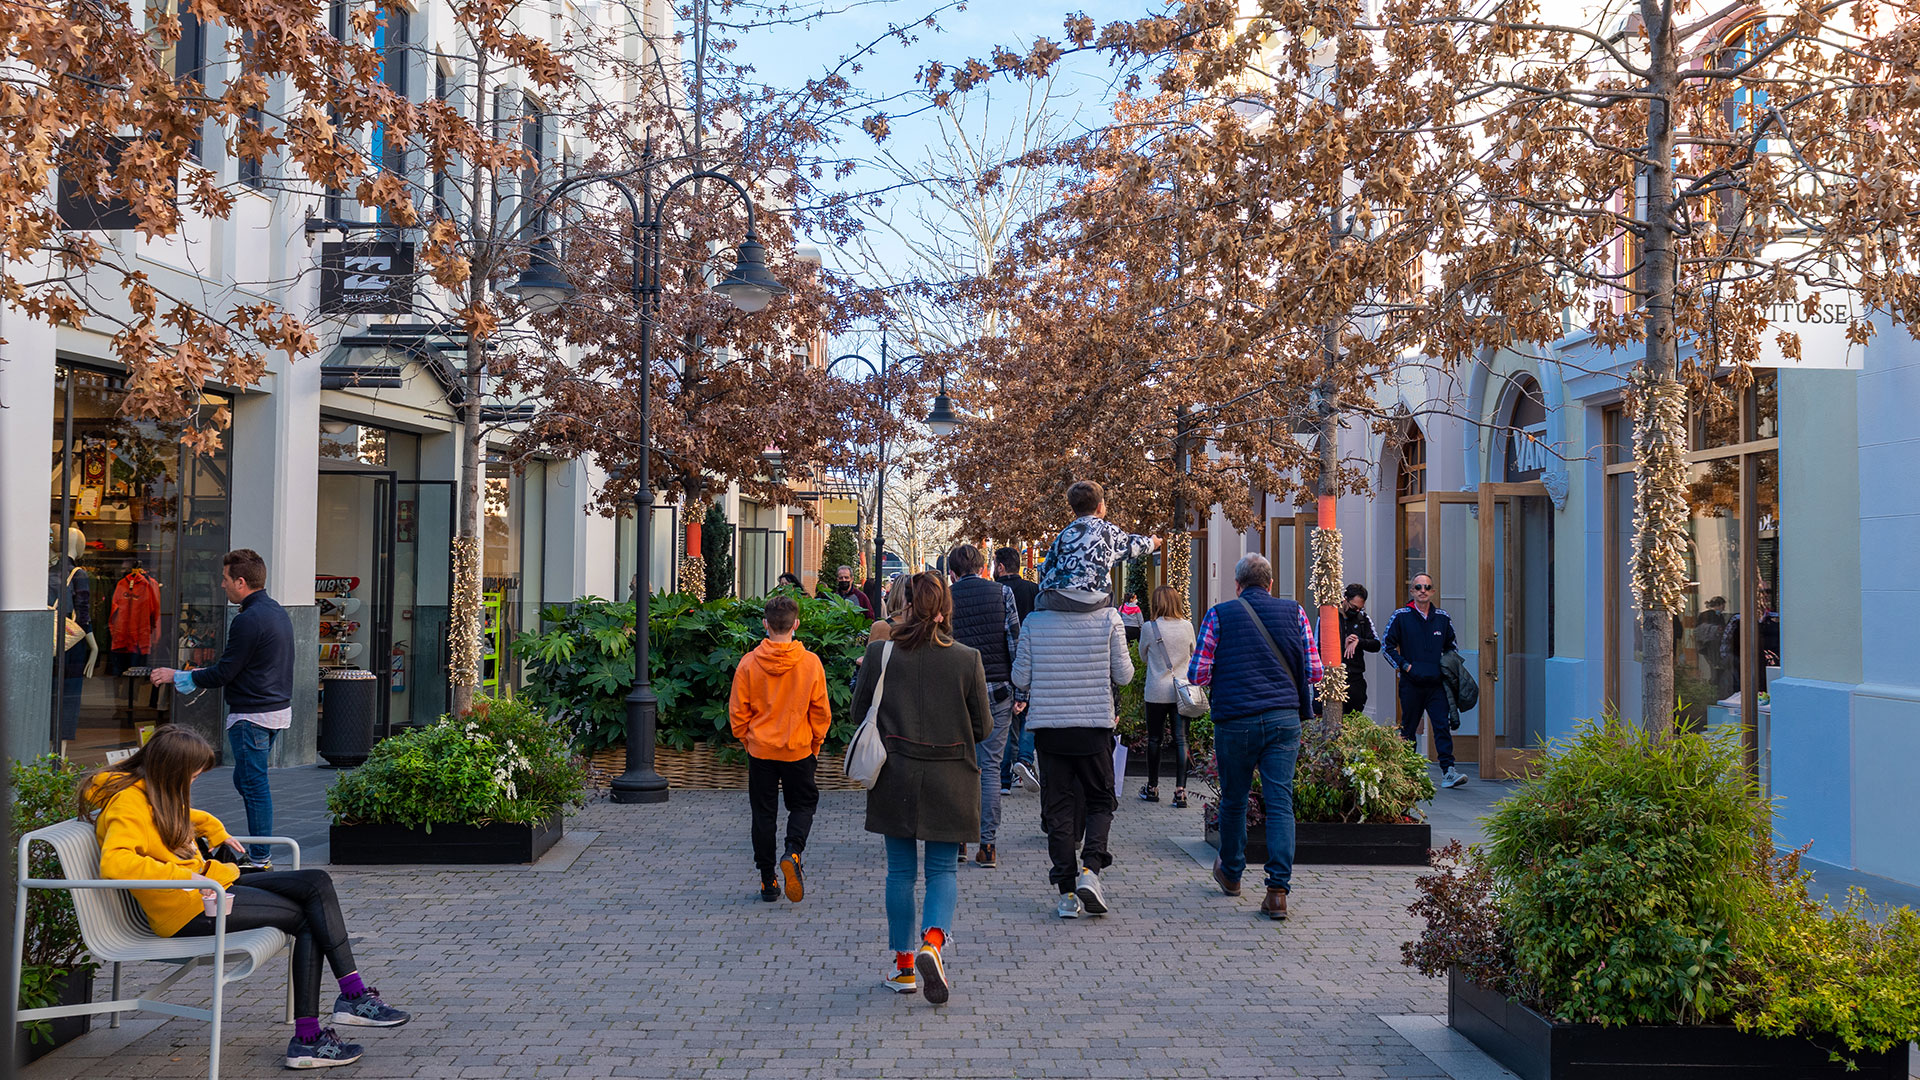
[13,819,301,1079]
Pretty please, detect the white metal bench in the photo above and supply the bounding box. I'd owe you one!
[13,819,301,1079]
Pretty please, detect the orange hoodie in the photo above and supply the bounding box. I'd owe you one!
[729,639,832,762]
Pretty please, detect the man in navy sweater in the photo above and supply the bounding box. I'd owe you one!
[1381,572,1468,790]
[151,549,296,864]
[1189,553,1322,920]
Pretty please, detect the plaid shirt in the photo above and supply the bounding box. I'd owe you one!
[1188,602,1324,688]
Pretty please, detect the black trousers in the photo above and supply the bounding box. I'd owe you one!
[1347,671,1369,716]
[748,755,819,877]
[1143,702,1189,789]
[173,869,354,1019]
[1397,678,1454,770]
[1038,747,1117,890]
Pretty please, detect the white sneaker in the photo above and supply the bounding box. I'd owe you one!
[1013,762,1040,790]
[1074,867,1110,915]
[1442,768,1468,788]
[1056,893,1084,918]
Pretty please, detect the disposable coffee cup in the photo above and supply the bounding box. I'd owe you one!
[201,889,234,917]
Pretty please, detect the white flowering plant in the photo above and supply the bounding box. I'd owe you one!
[328,696,587,829]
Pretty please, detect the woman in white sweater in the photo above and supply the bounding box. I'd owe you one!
[1136,585,1199,807]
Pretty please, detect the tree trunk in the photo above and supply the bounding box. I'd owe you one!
[1634,0,1684,734]
[448,60,495,717]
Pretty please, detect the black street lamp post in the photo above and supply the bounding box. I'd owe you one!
[511,164,786,805]
[831,332,957,613]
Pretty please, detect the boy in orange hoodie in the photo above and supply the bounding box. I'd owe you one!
[730,594,833,903]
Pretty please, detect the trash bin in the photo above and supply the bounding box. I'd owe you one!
[318,668,380,768]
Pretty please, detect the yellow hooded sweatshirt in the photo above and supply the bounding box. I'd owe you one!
[728,639,832,762]
[86,774,241,936]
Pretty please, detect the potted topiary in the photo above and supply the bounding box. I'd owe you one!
[11,755,95,1066]
[327,696,588,864]
[1204,712,1434,864]
[1403,717,1920,1079]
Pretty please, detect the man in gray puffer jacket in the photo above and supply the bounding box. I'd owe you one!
[1011,587,1135,918]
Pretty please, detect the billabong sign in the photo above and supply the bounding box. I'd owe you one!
[320,241,416,315]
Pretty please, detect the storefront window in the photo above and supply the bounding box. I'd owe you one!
[49,366,232,762]
[1606,377,1779,748]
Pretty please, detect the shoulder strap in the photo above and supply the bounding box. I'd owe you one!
[1236,597,1301,699]
[867,641,895,731]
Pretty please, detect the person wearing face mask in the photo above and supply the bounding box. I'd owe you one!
[824,564,874,618]
[1336,584,1382,717]
[1381,573,1467,790]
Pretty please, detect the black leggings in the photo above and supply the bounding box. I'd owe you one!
[1144,701,1189,789]
[172,869,355,1019]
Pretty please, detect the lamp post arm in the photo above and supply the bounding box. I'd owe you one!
[655,170,763,236]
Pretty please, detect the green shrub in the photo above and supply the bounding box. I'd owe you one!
[701,504,735,600]
[327,696,587,829]
[516,592,873,754]
[821,527,861,586]
[1726,847,1920,1059]
[1293,713,1436,824]
[1203,713,1426,827]
[10,754,92,1046]
[1482,717,1767,1026]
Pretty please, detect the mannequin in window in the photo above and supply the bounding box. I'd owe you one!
[48,524,96,749]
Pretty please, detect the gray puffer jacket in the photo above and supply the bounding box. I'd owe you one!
[1011,588,1134,730]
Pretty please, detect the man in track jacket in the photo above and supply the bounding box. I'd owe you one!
[1381,573,1467,789]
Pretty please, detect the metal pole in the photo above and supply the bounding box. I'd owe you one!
[611,167,669,804]
[869,330,888,615]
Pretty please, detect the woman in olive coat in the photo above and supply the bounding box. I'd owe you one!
[851,572,992,1005]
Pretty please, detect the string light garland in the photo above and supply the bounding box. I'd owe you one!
[1310,525,1347,709]
[1164,532,1192,599]
[1630,370,1690,615]
[681,556,706,601]
[449,536,481,687]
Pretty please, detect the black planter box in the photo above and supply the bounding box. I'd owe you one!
[1447,969,1910,1080]
[330,812,563,865]
[1204,820,1430,865]
[17,967,93,1067]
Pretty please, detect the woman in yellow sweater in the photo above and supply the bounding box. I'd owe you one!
[79,727,411,1069]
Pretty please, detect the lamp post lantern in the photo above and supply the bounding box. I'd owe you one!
[510,163,786,805]
[829,332,953,613]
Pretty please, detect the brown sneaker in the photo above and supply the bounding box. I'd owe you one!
[973,843,997,868]
[1261,887,1290,920]
[1212,858,1241,897]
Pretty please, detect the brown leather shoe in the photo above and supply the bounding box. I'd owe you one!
[1212,859,1242,897]
[1261,887,1290,920]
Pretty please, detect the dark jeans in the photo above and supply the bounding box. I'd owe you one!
[1143,701,1189,789]
[227,720,280,861]
[1346,671,1368,716]
[1038,746,1116,890]
[173,869,354,1019]
[748,755,819,878]
[1214,708,1303,892]
[1397,678,1453,770]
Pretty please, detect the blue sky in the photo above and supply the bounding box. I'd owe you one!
[728,0,1153,289]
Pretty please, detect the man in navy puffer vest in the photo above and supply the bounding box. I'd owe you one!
[1189,553,1323,920]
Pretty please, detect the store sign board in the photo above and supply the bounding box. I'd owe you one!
[1749,246,1866,370]
[822,498,858,526]
[319,242,416,314]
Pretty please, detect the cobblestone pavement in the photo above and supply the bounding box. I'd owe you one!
[27,773,1503,1080]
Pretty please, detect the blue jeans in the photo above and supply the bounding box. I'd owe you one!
[1001,712,1035,790]
[227,720,280,861]
[976,685,1015,843]
[884,836,959,953]
[1213,707,1302,892]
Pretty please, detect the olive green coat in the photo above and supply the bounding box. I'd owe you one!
[853,638,993,843]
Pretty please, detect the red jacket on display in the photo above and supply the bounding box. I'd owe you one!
[110,570,163,654]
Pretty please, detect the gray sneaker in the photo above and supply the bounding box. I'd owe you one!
[1074,868,1110,915]
[1056,893,1084,919]
[1012,762,1040,790]
[1441,768,1468,789]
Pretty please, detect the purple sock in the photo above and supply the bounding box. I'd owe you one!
[295,1017,323,1043]
[338,971,366,998]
